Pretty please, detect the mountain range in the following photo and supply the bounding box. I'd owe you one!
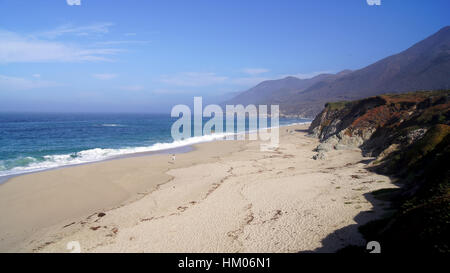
[224,26,450,118]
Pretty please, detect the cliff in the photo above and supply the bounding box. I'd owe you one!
[308,90,450,253]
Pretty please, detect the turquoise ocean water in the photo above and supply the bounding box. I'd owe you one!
[0,113,310,178]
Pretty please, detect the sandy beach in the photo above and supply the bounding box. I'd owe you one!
[0,124,396,253]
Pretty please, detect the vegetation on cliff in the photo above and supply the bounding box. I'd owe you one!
[308,90,450,253]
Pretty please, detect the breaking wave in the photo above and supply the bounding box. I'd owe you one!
[0,132,234,177]
[0,121,311,178]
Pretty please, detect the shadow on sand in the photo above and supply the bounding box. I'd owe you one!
[300,161,400,253]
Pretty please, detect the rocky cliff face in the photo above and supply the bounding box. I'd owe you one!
[308,90,450,253]
[308,90,450,159]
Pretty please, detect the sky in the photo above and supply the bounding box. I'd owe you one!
[0,0,449,113]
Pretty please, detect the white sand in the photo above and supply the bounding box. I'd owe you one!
[0,124,396,252]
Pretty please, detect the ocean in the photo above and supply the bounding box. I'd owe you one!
[0,112,310,178]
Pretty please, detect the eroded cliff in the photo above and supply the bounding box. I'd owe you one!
[308,90,450,253]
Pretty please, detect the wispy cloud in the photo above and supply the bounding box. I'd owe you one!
[159,72,228,87]
[241,68,269,75]
[0,74,61,91]
[94,40,150,46]
[92,73,118,80]
[0,30,120,63]
[67,0,81,6]
[38,23,113,39]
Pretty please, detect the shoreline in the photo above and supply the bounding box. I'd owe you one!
[0,138,248,252]
[0,123,396,252]
[0,122,310,185]
[0,145,195,185]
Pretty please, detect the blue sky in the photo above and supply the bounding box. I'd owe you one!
[0,0,449,113]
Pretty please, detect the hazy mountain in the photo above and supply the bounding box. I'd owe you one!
[225,70,351,107]
[224,26,450,117]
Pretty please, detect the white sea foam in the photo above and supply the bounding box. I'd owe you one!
[0,121,310,178]
[0,131,235,177]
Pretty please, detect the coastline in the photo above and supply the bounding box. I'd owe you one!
[0,136,247,252]
[0,123,396,252]
[0,121,309,182]
[0,145,195,186]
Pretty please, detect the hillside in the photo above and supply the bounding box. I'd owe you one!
[225,26,450,118]
[308,90,450,253]
[224,70,351,108]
